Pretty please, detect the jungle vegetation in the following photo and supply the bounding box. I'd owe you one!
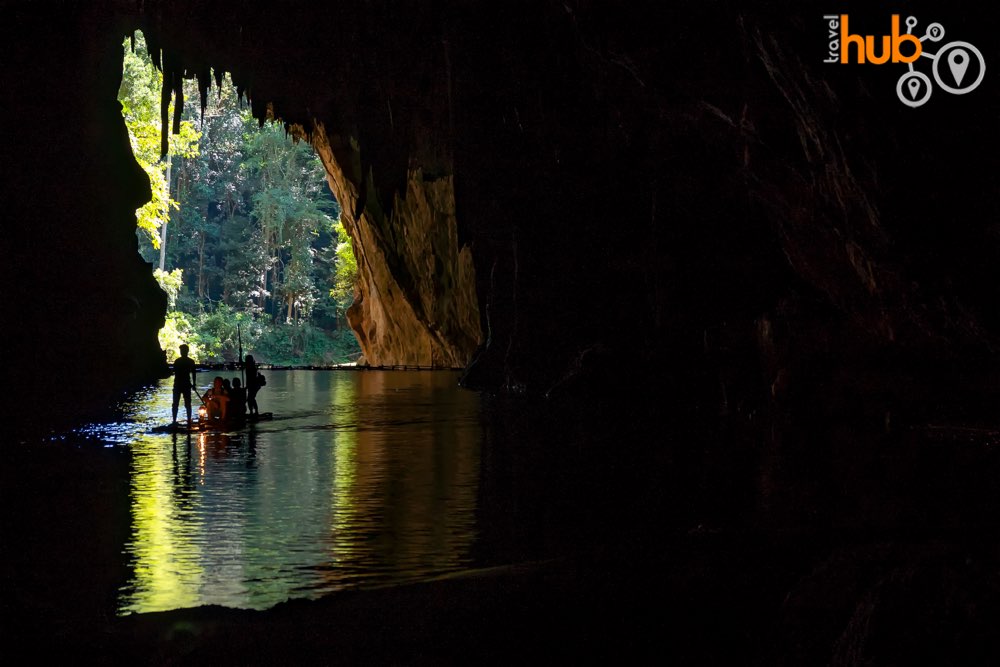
[119,32,360,365]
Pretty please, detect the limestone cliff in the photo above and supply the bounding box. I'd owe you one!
[309,124,480,367]
[117,0,484,369]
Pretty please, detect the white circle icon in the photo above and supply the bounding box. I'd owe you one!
[932,41,986,94]
[897,70,932,107]
[924,22,945,42]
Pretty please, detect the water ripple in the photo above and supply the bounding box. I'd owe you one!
[100,370,484,614]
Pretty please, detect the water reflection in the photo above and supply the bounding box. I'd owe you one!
[114,371,481,614]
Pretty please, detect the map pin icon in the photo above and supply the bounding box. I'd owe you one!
[948,49,970,86]
[907,78,921,100]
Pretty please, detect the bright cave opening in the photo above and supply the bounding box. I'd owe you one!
[119,31,361,366]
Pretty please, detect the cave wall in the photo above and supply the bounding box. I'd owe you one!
[443,1,999,416]
[131,0,484,368]
[309,125,480,367]
[4,0,999,428]
[3,2,167,426]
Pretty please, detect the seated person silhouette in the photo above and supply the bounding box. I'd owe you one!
[204,376,231,421]
[230,378,248,417]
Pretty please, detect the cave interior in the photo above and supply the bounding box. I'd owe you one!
[3,0,1000,662]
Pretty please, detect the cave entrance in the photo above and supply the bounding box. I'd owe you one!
[119,31,360,367]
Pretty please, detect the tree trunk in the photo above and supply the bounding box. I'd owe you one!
[197,233,205,299]
[158,159,172,271]
[271,257,280,320]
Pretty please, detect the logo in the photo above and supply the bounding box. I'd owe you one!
[823,14,985,107]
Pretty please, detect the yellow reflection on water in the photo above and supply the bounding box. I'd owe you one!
[325,372,481,582]
[118,371,483,614]
[329,395,362,566]
[119,434,204,614]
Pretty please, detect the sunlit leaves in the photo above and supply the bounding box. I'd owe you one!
[119,31,200,247]
[153,267,184,309]
[331,221,358,311]
[134,165,173,247]
[159,311,201,362]
[241,122,338,322]
[120,31,358,362]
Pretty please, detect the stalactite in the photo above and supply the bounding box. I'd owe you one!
[127,1,483,371]
[171,65,184,135]
[197,67,211,122]
[145,31,161,71]
[252,94,266,127]
[159,54,171,157]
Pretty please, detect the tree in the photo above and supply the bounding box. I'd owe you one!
[243,122,338,322]
[325,220,358,325]
[118,31,200,258]
[120,35,359,364]
[153,267,184,309]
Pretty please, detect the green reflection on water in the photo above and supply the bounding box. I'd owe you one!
[117,371,482,615]
[119,434,204,614]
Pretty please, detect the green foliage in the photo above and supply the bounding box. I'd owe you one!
[252,321,358,365]
[189,304,253,361]
[135,166,173,247]
[119,32,200,248]
[121,31,360,365]
[242,121,339,322]
[159,311,202,362]
[153,267,184,308]
[162,304,358,365]
[331,220,358,310]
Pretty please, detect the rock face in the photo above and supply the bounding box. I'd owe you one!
[309,125,480,367]
[4,1,999,425]
[4,4,168,427]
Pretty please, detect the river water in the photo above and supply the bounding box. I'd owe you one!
[23,366,1000,662]
[78,370,487,615]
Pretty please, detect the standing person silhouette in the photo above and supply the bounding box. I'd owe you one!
[245,354,261,416]
[171,344,198,425]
